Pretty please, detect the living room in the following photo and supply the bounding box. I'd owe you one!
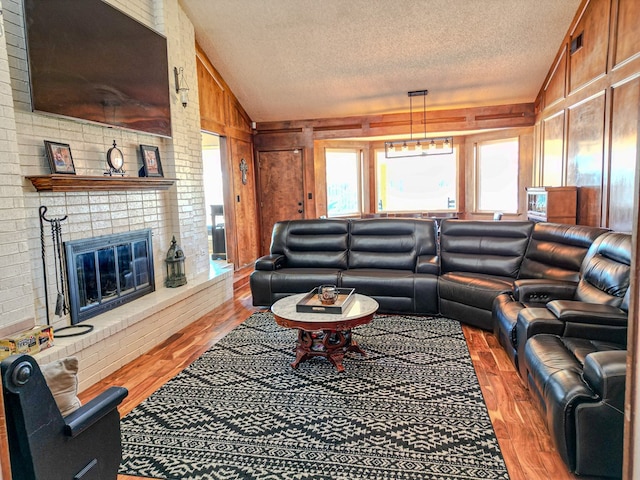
[0,0,638,479]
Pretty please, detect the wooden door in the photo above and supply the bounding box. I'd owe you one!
[257,149,305,255]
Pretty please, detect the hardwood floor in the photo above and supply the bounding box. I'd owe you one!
[80,280,580,480]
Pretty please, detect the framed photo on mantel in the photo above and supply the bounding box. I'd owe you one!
[139,145,163,177]
[44,141,75,174]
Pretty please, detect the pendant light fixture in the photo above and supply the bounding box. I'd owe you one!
[384,90,454,158]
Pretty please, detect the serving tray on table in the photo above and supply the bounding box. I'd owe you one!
[296,287,355,314]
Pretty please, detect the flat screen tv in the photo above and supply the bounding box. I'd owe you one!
[24,0,172,137]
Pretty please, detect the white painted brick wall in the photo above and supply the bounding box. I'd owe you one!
[0,0,232,395]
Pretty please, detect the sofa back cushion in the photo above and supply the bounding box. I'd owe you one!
[348,218,438,271]
[577,232,632,310]
[270,219,349,269]
[440,220,533,278]
[519,223,609,282]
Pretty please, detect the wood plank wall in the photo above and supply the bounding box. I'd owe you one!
[196,43,261,270]
[535,0,640,232]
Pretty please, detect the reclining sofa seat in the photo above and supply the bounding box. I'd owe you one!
[492,223,608,370]
[515,231,632,379]
[520,232,631,477]
[250,219,350,306]
[250,218,439,314]
[524,335,626,477]
[437,219,534,330]
[340,218,439,314]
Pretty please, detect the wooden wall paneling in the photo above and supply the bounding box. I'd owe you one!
[544,48,569,108]
[566,92,606,226]
[622,90,640,480]
[608,76,639,232]
[612,0,640,69]
[230,138,261,267]
[227,95,252,134]
[196,55,227,133]
[569,0,611,94]
[254,103,535,142]
[542,111,566,186]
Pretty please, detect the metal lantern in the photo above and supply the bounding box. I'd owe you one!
[165,236,187,288]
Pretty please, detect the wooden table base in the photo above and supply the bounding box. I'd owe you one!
[292,329,365,372]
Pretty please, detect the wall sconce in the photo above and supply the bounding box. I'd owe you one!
[165,236,187,287]
[174,67,189,108]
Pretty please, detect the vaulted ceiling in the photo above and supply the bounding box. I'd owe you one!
[181,0,581,123]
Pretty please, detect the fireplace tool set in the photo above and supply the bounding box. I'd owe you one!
[39,206,69,322]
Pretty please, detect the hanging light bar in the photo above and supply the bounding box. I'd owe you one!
[384,89,454,158]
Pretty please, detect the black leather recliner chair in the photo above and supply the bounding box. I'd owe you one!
[524,336,626,477]
[507,231,631,477]
[513,231,631,379]
[1,354,128,480]
[492,223,608,370]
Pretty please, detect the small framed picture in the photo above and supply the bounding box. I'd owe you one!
[44,141,75,174]
[139,145,163,177]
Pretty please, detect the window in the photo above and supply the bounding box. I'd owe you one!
[326,148,361,216]
[375,149,457,212]
[475,138,519,213]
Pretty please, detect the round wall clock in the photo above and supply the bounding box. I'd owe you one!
[106,140,125,175]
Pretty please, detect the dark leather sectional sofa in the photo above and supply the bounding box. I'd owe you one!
[250,217,631,478]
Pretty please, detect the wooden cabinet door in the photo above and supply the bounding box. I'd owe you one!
[257,149,305,255]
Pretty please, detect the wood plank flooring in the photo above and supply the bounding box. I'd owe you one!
[79,280,581,480]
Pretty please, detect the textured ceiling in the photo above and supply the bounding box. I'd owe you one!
[181,0,581,123]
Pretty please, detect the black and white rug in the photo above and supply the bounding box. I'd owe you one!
[119,312,509,479]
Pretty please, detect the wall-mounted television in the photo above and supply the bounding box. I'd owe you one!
[24,0,172,137]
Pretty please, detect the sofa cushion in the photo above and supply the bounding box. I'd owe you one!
[341,269,415,296]
[270,219,349,269]
[348,218,437,271]
[519,223,608,282]
[576,232,631,308]
[438,272,514,311]
[440,220,533,278]
[268,268,342,293]
[41,356,81,416]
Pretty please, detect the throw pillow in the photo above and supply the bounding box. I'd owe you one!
[40,356,82,416]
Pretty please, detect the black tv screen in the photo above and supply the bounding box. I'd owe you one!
[24,0,172,137]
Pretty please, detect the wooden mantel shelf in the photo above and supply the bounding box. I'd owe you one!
[26,174,177,192]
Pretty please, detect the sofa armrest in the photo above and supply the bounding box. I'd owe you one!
[416,255,439,275]
[513,279,577,303]
[583,350,627,411]
[546,300,627,326]
[64,386,128,437]
[255,254,286,271]
[546,300,628,344]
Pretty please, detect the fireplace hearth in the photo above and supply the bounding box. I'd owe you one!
[64,229,155,324]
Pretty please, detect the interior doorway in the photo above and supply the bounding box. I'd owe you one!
[202,132,228,270]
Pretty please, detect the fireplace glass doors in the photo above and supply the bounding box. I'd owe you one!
[65,229,155,324]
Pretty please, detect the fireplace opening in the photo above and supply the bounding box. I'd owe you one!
[65,229,155,324]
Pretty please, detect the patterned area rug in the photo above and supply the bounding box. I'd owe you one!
[119,312,509,480]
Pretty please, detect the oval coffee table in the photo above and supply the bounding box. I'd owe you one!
[271,293,379,372]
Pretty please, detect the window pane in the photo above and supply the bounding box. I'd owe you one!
[376,149,457,211]
[326,148,360,216]
[477,139,519,213]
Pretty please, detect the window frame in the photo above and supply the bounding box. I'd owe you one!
[373,146,459,214]
[324,146,363,217]
[473,137,520,214]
